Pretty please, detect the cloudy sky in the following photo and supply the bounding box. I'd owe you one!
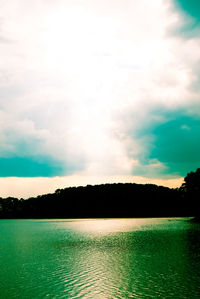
[0,0,200,198]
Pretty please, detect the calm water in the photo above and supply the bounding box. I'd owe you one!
[0,218,200,298]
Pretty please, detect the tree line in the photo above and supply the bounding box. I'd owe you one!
[0,168,200,218]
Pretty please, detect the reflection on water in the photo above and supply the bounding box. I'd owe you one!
[0,218,200,298]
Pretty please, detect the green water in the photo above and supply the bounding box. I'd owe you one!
[0,218,200,298]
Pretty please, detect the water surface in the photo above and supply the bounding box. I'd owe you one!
[0,218,200,298]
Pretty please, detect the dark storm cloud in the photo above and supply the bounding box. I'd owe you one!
[130,108,200,178]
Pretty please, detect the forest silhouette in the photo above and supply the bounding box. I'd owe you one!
[0,168,199,218]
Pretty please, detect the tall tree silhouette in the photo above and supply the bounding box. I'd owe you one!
[181,168,200,218]
[181,168,200,194]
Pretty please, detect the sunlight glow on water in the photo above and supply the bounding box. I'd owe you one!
[0,218,200,298]
[67,218,150,233]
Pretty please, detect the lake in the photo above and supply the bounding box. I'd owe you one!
[0,218,200,298]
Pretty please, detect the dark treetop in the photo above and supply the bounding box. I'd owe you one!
[0,168,199,218]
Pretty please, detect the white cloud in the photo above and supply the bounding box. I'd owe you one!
[0,0,200,188]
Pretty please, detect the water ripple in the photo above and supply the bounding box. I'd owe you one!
[1,219,200,298]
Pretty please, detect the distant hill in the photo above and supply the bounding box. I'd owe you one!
[0,183,192,218]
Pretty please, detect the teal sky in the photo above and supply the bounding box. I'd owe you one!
[173,0,200,36]
[174,0,200,23]
[131,109,200,177]
[0,157,65,177]
[0,0,200,197]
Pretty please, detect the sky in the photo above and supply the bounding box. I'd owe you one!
[0,0,200,198]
